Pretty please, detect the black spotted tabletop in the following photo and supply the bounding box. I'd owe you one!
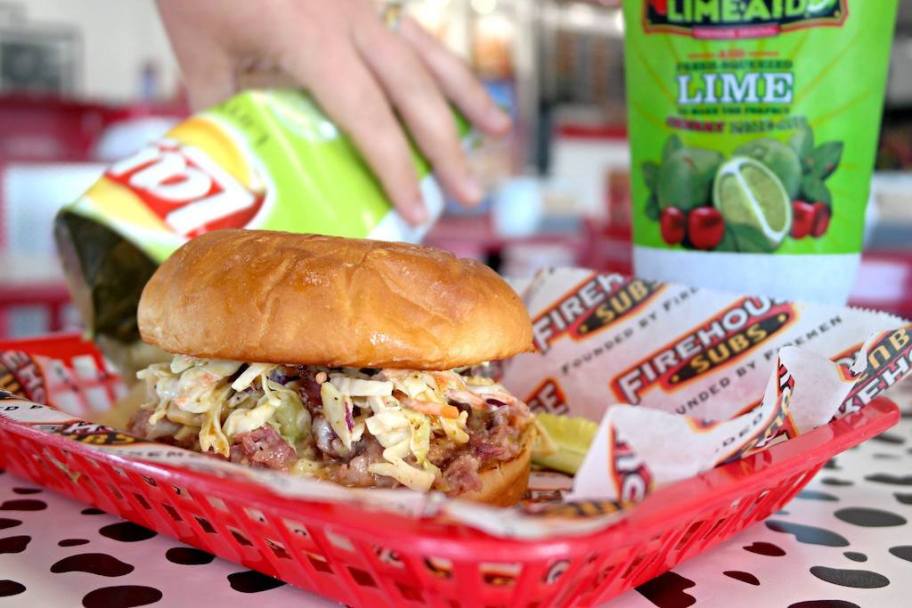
[2,386,911,607]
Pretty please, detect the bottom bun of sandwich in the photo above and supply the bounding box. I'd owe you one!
[128,230,536,506]
[459,428,534,506]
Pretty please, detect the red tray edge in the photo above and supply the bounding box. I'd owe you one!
[0,390,898,561]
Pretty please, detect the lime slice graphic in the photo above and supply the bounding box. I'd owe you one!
[532,413,598,475]
[733,138,802,199]
[713,157,793,252]
[807,0,838,15]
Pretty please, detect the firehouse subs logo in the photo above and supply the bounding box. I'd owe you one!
[525,378,568,415]
[54,421,139,446]
[0,351,47,404]
[612,297,795,404]
[520,498,622,519]
[830,341,863,381]
[610,429,653,503]
[532,274,662,353]
[839,325,912,415]
[742,360,796,454]
[105,138,267,238]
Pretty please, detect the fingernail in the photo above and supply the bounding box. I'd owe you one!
[407,198,428,225]
[462,175,484,205]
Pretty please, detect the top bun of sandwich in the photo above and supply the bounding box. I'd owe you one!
[138,230,533,369]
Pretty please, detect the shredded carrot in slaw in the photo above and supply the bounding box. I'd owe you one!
[401,398,460,419]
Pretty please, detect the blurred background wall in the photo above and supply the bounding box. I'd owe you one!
[0,0,178,101]
[1,0,911,338]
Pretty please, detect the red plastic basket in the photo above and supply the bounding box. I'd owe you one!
[0,334,900,607]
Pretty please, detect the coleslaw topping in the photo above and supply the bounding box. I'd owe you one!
[132,357,531,492]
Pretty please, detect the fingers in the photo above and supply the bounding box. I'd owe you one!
[281,42,428,225]
[156,0,237,110]
[354,20,482,206]
[181,59,237,111]
[398,16,511,137]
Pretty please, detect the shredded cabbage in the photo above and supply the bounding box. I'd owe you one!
[164,403,201,427]
[382,370,437,399]
[328,374,393,397]
[223,402,276,437]
[403,409,431,462]
[368,458,435,491]
[136,356,517,492]
[438,411,470,444]
[320,381,353,450]
[169,355,196,374]
[198,385,230,456]
[231,363,274,391]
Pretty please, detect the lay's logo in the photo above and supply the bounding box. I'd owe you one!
[613,296,795,404]
[105,138,267,238]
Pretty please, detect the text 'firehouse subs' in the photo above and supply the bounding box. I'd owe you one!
[613,297,795,404]
[532,274,662,353]
[841,327,912,415]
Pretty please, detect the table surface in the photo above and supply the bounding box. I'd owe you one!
[2,385,910,608]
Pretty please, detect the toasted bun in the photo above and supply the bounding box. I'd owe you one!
[138,230,532,369]
[457,428,533,506]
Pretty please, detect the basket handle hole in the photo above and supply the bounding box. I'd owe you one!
[194,516,216,534]
[228,528,253,547]
[347,566,377,587]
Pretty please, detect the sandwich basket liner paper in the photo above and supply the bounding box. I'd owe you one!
[0,268,908,539]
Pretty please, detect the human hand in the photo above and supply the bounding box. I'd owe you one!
[156,0,511,224]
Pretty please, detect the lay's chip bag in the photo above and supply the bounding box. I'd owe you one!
[55,89,470,373]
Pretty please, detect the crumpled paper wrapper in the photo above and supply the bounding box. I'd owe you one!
[0,268,908,539]
[503,268,910,503]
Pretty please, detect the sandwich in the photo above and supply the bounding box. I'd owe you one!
[128,229,535,506]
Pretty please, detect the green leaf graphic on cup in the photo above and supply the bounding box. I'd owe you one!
[643,127,844,250]
[713,157,793,253]
[800,174,832,207]
[642,160,660,192]
[645,193,660,221]
[663,134,683,161]
[804,141,843,180]
[734,138,802,200]
[657,147,723,211]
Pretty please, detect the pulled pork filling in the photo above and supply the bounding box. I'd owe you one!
[129,356,532,493]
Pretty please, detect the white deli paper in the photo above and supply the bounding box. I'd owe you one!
[501,268,909,503]
[0,268,909,538]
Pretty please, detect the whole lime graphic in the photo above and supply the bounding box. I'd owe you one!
[657,147,723,211]
[713,157,793,252]
[734,138,802,200]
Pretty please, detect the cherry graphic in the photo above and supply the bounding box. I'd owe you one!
[688,207,725,250]
[660,207,686,245]
[811,202,831,237]
[650,0,669,16]
[791,200,816,239]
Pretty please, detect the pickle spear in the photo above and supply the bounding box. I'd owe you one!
[532,413,598,475]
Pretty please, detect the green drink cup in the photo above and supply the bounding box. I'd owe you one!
[623,0,898,303]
